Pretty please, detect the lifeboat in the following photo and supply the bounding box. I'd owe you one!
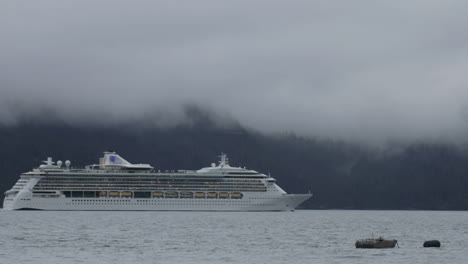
[165,192,179,198]
[152,191,164,198]
[219,192,229,199]
[108,191,120,198]
[121,191,132,198]
[207,192,218,199]
[180,192,194,198]
[231,192,243,199]
[194,192,205,198]
[98,191,107,197]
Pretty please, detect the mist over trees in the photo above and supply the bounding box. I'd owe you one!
[3,2,468,211]
[1,117,468,210]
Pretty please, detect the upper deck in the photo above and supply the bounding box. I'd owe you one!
[25,152,268,179]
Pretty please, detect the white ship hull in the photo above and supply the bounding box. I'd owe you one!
[3,152,313,211]
[3,194,311,211]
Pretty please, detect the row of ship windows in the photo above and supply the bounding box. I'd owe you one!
[37,177,263,182]
[35,187,266,191]
[34,187,267,192]
[16,182,266,187]
[39,176,263,180]
[35,182,265,186]
[63,191,245,199]
[37,180,264,183]
[69,199,249,203]
[36,183,266,187]
[70,199,245,201]
[42,174,265,178]
[38,190,265,194]
[15,188,268,194]
[37,182,265,187]
[66,202,252,206]
[36,180,265,184]
[35,184,266,188]
[64,202,279,207]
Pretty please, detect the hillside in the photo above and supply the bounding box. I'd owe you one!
[1,120,468,209]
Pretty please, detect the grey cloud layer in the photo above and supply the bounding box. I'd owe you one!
[1,0,468,143]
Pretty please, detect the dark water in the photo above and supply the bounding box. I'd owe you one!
[0,210,466,263]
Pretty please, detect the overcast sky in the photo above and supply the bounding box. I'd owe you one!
[1,1,468,144]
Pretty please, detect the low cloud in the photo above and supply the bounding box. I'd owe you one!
[1,0,468,144]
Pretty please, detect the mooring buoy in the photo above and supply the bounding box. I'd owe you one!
[423,240,440,247]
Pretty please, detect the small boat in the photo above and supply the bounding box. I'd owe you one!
[355,237,398,248]
[207,192,218,199]
[165,192,179,198]
[108,191,120,198]
[194,192,205,198]
[152,191,164,198]
[231,192,243,199]
[180,192,194,198]
[121,191,132,198]
[219,192,229,199]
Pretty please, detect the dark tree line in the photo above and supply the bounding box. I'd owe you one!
[1,119,468,209]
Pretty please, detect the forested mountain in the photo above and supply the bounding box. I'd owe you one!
[1,118,468,210]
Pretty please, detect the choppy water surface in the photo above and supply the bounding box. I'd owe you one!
[0,210,467,264]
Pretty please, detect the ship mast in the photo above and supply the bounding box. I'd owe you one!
[219,153,229,168]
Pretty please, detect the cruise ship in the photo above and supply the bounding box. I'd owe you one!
[3,152,312,211]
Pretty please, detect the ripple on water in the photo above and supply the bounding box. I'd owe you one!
[0,210,467,264]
